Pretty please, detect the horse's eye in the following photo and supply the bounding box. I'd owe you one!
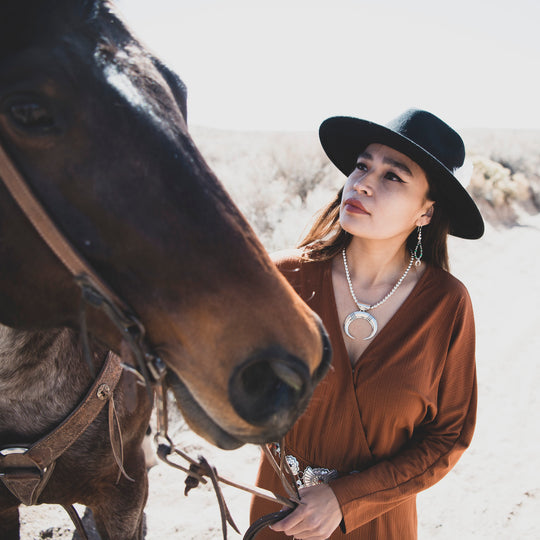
[9,102,55,129]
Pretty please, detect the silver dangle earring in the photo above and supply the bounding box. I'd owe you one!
[413,226,423,266]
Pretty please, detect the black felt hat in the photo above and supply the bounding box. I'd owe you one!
[319,109,484,239]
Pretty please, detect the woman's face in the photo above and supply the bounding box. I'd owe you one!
[340,143,434,243]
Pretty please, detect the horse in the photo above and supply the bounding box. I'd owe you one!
[0,0,331,538]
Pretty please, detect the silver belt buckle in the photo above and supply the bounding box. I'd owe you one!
[285,454,338,488]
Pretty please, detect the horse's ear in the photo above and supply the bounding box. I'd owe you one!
[151,58,189,123]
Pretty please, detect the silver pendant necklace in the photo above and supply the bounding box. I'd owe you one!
[342,248,414,340]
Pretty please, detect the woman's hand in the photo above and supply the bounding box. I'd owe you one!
[270,484,342,539]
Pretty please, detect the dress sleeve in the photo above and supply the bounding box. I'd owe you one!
[329,292,478,532]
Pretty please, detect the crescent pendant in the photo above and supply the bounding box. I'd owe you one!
[344,310,378,341]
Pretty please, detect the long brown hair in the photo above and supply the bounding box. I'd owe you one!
[298,177,450,271]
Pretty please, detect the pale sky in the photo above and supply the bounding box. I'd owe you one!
[116,0,540,132]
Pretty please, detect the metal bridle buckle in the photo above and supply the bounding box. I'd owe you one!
[0,445,44,477]
[146,355,166,383]
[0,445,54,506]
[0,446,30,456]
[75,274,166,397]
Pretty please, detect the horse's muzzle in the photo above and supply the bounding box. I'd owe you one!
[229,333,331,436]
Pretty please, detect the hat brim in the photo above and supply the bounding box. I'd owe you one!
[319,116,484,239]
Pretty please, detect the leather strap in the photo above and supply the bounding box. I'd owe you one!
[62,504,90,540]
[241,444,301,539]
[27,351,123,469]
[0,142,128,311]
[243,507,295,540]
[0,351,123,505]
[0,456,55,507]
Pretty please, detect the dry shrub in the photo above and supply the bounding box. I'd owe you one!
[463,128,540,180]
[190,127,343,251]
[269,142,338,206]
[469,155,536,226]
[470,156,531,206]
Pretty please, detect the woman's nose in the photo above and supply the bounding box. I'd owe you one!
[350,171,373,195]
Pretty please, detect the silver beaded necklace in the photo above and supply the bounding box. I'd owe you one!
[342,248,414,341]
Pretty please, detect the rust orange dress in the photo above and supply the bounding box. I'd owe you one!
[250,251,477,539]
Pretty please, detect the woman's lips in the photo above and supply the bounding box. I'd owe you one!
[343,198,370,215]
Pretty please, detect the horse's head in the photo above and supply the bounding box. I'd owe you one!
[0,0,331,449]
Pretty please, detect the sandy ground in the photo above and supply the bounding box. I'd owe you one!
[18,212,540,539]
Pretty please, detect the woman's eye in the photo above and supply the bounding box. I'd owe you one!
[355,162,368,171]
[386,172,405,183]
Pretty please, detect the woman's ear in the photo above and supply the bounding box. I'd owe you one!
[417,204,434,227]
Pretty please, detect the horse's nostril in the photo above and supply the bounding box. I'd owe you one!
[229,349,311,428]
[270,360,304,391]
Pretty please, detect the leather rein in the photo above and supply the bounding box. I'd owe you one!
[0,142,298,539]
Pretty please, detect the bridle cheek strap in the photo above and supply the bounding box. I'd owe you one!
[0,143,125,308]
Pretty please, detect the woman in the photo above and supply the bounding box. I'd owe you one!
[250,109,484,539]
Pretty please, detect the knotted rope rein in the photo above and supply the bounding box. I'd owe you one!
[152,380,300,539]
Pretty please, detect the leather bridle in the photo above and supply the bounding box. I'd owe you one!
[0,141,299,539]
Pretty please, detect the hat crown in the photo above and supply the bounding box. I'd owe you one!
[386,109,465,172]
